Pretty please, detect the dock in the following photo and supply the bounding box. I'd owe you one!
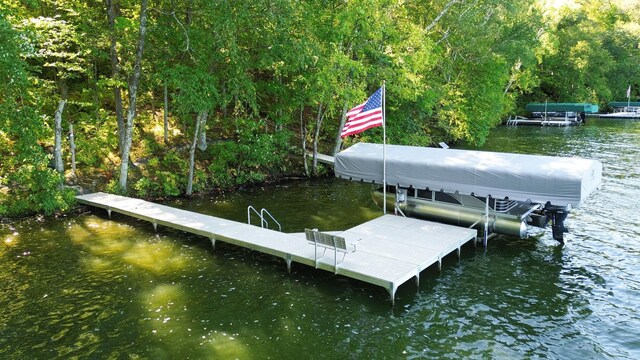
[77,192,477,304]
[506,116,581,126]
[306,151,335,166]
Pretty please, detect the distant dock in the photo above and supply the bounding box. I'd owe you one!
[77,192,477,304]
[506,116,582,127]
[306,151,335,166]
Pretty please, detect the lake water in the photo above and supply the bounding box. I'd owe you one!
[1,118,639,359]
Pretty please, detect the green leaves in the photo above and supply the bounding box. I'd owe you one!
[532,0,635,105]
[3,0,640,215]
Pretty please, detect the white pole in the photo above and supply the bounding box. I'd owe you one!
[382,81,387,215]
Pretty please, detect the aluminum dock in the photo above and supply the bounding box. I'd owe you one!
[77,192,477,304]
[306,151,335,165]
[506,116,581,126]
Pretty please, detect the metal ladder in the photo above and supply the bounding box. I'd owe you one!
[247,206,282,231]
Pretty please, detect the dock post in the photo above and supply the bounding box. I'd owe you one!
[388,285,397,306]
[107,207,112,219]
[285,254,292,273]
[414,274,420,288]
[152,221,157,232]
[210,236,216,251]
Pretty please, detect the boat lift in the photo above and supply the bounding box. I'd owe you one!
[334,143,602,244]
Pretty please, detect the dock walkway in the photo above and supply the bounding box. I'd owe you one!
[306,151,335,166]
[77,192,476,304]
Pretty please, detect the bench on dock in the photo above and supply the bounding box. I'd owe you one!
[305,229,356,273]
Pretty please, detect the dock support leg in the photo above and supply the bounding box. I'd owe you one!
[210,237,216,251]
[457,246,461,259]
[152,222,157,232]
[438,258,442,271]
[414,275,420,288]
[285,254,292,273]
[107,207,112,219]
[388,285,398,306]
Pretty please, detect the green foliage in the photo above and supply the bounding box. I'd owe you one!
[3,0,640,216]
[208,125,293,188]
[133,151,188,198]
[0,13,75,217]
[17,15,88,78]
[6,165,76,216]
[529,0,636,105]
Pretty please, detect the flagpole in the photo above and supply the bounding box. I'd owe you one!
[382,81,387,215]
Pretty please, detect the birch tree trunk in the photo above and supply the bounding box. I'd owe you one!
[197,120,207,151]
[187,111,208,195]
[300,106,309,177]
[69,123,77,181]
[54,100,67,176]
[312,103,326,175]
[333,102,349,156]
[105,0,125,152]
[425,0,459,33]
[118,0,148,191]
[504,60,522,95]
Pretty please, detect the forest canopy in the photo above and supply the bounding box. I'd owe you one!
[1,0,639,216]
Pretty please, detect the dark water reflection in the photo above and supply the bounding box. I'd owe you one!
[1,118,639,359]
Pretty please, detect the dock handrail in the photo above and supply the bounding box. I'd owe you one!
[247,205,261,226]
[247,205,282,232]
[260,208,282,232]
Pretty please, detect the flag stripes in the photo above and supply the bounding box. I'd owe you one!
[341,87,384,138]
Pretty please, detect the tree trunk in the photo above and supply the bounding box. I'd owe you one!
[300,106,309,177]
[425,0,459,33]
[312,103,326,175]
[164,79,169,144]
[105,0,125,152]
[333,102,349,156]
[187,111,208,195]
[119,0,148,192]
[54,99,67,176]
[504,60,522,95]
[197,115,207,151]
[69,123,77,181]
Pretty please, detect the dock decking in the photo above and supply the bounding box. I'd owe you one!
[77,192,477,304]
[306,151,335,165]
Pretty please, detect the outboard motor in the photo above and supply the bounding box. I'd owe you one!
[544,203,571,244]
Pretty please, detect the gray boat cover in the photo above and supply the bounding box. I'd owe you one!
[334,143,602,207]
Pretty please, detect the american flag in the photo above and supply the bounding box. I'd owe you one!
[340,87,384,138]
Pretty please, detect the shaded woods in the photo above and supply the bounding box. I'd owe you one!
[1,0,639,216]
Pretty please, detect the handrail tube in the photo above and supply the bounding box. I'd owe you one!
[247,205,262,227]
[260,208,282,232]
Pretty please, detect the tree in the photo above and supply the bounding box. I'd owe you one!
[17,13,89,179]
[401,0,541,145]
[0,14,74,215]
[104,0,126,152]
[529,0,640,106]
[118,0,148,192]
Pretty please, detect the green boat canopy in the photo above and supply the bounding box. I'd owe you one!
[608,102,640,108]
[525,103,599,113]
